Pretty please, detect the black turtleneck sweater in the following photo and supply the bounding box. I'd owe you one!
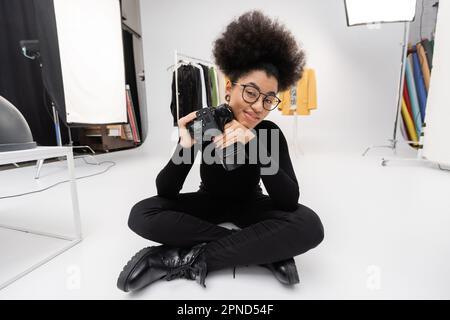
[155,120,299,211]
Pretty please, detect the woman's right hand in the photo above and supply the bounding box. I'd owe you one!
[177,111,198,148]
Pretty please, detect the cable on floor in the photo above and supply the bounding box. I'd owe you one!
[0,156,116,200]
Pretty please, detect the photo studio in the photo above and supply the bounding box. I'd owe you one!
[1,0,449,300]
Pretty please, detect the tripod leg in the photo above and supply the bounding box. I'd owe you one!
[34,159,44,179]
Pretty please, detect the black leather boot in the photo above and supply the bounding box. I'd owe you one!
[117,242,208,292]
[229,228,299,285]
[259,257,300,285]
[232,257,300,285]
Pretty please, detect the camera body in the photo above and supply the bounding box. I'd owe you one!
[187,104,233,141]
[186,104,245,171]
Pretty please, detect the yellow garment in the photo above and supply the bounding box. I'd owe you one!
[401,96,418,143]
[278,68,317,115]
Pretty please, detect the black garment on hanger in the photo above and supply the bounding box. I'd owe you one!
[199,63,212,108]
[170,64,202,126]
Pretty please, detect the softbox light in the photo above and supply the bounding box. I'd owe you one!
[33,0,127,125]
[52,0,127,124]
[344,0,417,26]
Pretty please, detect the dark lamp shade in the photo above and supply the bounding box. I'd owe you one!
[0,96,37,152]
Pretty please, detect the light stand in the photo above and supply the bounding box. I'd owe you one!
[343,1,433,167]
[292,111,304,158]
[20,40,99,178]
[344,0,444,169]
[20,40,64,147]
[362,21,413,156]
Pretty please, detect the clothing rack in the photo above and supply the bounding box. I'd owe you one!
[168,50,217,125]
[292,111,305,157]
[166,51,215,71]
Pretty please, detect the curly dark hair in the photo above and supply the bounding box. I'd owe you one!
[213,10,306,92]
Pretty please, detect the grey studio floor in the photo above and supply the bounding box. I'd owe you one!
[1,135,450,300]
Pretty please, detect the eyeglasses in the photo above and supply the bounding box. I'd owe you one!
[232,82,281,111]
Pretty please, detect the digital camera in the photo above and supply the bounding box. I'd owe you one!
[186,104,245,171]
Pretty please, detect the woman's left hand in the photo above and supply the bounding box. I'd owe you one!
[213,120,256,149]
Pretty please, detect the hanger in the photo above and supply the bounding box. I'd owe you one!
[167,54,215,71]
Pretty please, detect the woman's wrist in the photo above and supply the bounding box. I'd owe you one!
[179,139,194,149]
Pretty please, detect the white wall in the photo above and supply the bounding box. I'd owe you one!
[138,0,407,156]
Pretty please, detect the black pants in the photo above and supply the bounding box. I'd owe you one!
[128,190,324,272]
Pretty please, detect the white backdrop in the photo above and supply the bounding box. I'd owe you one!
[139,0,409,156]
[53,0,127,124]
[423,0,450,166]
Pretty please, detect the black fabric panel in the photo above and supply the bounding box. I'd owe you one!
[0,0,68,146]
[33,0,67,124]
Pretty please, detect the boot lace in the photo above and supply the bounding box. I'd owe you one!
[165,260,208,287]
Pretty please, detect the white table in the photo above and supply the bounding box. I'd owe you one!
[0,146,82,290]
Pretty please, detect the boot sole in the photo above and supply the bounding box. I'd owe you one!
[117,246,160,292]
[284,259,300,285]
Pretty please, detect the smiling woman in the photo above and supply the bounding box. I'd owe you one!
[118,10,324,293]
